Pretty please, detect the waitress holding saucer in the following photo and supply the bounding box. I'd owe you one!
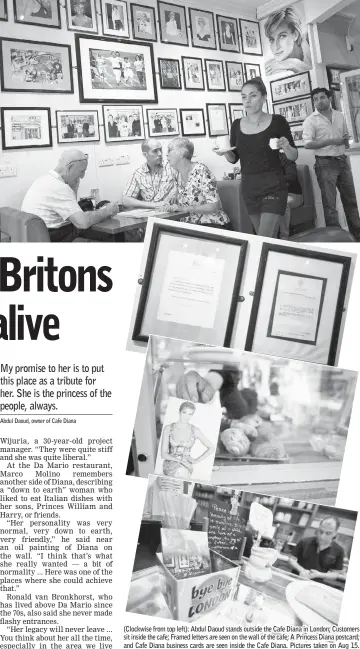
[214,77,298,238]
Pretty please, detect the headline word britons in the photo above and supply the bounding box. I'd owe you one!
[0,256,113,341]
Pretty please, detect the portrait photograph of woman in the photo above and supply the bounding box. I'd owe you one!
[217,14,240,52]
[154,396,221,481]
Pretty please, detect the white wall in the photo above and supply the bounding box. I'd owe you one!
[0,0,267,208]
[318,13,360,67]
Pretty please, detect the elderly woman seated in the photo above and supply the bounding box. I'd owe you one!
[166,137,231,229]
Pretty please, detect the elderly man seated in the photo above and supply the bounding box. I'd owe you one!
[122,138,179,241]
[21,149,119,242]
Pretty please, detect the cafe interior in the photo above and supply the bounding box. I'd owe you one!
[1,0,360,242]
[127,475,357,625]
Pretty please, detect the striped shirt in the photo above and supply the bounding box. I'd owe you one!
[302,108,348,157]
[123,162,178,203]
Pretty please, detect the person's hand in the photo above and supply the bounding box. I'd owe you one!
[213,147,227,156]
[332,137,347,146]
[308,569,323,580]
[179,458,192,470]
[176,370,215,404]
[266,58,309,75]
[277,136,291,150]
[299,568,311,579]
[167,203,183,213]
[101,201,119,217]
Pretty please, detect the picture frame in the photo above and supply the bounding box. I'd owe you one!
[206,103,228,137]
[225,61,243,92]
[158,57,181,89]
[147,108,179,137]
[228,103,244,124]
[1,106,52,150]
[239,19,262,56]
[216,14,240,53]
[244,62,261,81]
[101,0,130,38]
[270,71,311,104]
[56,109,100,143]
[132,222,248,346]
[158,1,188,47]
[327,67,341,88]
[179,108,205,136]
[65,0,98,33]
[75,34,157,103]
[130,2,157,42]
[290,122,305,148]
[273,96,313,124]
[204,59,225,92]
[182,56,204,91]
[102,104,145,142]
[0,38,73,94]
[0,0,7,20]
[244,243,352,366]
[189,8,216,50]
[13,0,61,28]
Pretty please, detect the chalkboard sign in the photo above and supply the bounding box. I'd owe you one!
[208,499,248,560]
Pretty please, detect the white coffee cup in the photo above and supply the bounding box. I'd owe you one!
[269,137,278,150]
[215,135,231,150]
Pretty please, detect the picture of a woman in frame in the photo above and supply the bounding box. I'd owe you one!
[221,21,235,46]
[263,6,312,76]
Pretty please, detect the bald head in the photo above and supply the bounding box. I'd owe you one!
[141,139,163,169]
[55,148,88,187]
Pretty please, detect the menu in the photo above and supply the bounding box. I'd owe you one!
[208,500,247,560]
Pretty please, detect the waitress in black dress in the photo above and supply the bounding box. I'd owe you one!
[215,77,298,238]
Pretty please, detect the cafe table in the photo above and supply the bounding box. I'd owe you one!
[90,209,189,241]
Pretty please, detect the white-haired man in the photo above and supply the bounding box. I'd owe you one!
[21,149,119,242]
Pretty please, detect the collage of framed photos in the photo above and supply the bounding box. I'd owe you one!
[270,71,313,148]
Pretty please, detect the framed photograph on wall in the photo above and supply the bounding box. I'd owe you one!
[132,222,248,346]
[206,103,228,137]
[229,103,244,124]
[101,0,130,38]
[1,106,52,150]
[273,96,313,123]
[290,123,305,147]
[180,108,205,136]
[75,34,157,103]
[216,14,240,53]
[244,62,261,81]
[204,59,225,92]
[270,71,311,104]
[0,0,7,20]
[239,19,262,56]
[13,0,61,28]
[103,104,144,142]
[158,57,181,89]
[189,8,216,50]
[56,109,100,143]
[0,38,73,93]
[65,0,98,33]
[130,2,157,41]
[147,108,179,137]
[225,61,243,92]
[245,243,352,366]
[158,1,188,47]
[182,56,204,91]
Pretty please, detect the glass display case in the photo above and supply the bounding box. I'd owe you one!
[340,68,360,145]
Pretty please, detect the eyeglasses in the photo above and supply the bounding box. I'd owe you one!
[68,154,89,165]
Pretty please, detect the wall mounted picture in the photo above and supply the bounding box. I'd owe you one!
[270,71,311,104]
[239,19,262,56]
[225,61,243,92]
[147,108,179,137]
[158,1,188,47]
[204,59,225,92]
[189,8,216,50]
[274,96,313,124]
[229,103,244,124]
[260,2,312,78]
[0,0,7,20]
[13,0,61,28]
[56,109,100,143]
[1,107,52,150]
[101,0,130,38]
[130,3,157,41]
[290,122,305,147]
[0,38,73,93]
[245,243,352,365]
[206,103,228,137]
[180,109,205,136]
[216,14,240,53]
[327,66,342,89]
[244,62,261,81]
[75,34,157,103]
[66,0,97,33]
[158,57,181,89]
[103,104,144,142]
[182,56,204,91]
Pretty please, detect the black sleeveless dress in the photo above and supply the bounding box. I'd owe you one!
[230,114,296,216]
